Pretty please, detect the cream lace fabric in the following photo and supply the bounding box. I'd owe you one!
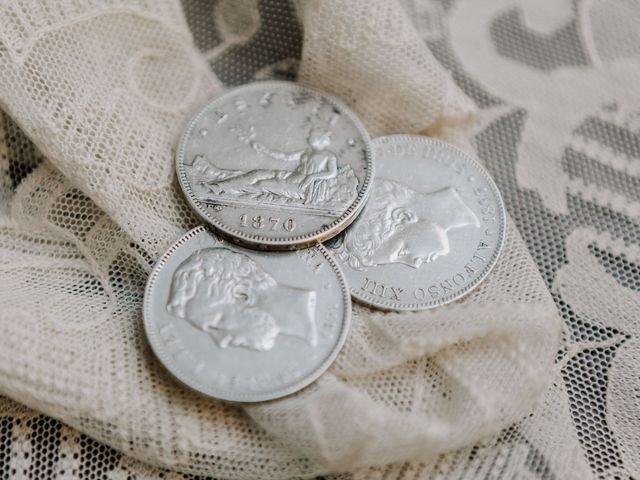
[0,1,635,479]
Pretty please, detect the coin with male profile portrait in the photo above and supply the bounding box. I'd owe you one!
[176,81,373,250]
[327,135,507,311]
[143,226,351,402]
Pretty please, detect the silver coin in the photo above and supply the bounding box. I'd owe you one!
[327,135,507,311]
[143,226,351,402]
[176,81,373,250]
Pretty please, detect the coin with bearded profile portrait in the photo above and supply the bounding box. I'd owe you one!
[327,135,507,311]
[176,81,373,250]
[143,226,351,402]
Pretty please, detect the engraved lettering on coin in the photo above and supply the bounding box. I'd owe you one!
[328,135,506,311]
[166,248,317,352]
[143,227,351,402]
[177,82,373,249]
[334,179,480,270]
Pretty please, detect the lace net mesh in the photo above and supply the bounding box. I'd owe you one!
[0,0,638,479]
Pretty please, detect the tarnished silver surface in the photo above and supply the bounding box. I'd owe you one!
[176,81,373,250]
[328,135,507,311]
[143,226,351,402]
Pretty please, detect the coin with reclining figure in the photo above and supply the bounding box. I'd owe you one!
[176,81,373,250]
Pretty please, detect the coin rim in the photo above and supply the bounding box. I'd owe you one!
[176,81,374,250]
[143,226,352,403]
[342,134,508,311]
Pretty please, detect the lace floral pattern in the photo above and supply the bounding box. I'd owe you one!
[0,0,638,479]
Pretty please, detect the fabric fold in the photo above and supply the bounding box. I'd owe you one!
[0,0,561,478]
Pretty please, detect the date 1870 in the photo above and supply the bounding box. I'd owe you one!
[239,214,296,232]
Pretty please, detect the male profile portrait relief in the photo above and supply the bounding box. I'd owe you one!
[334,179,481,270]
[166,248,318,352]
